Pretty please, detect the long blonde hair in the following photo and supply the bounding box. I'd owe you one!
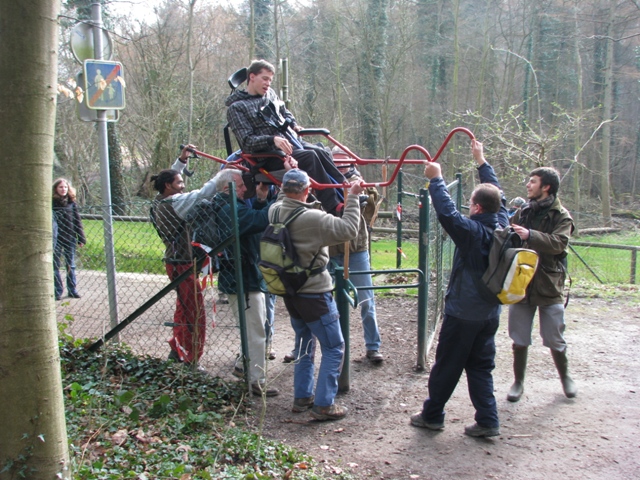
[52,178,77,202]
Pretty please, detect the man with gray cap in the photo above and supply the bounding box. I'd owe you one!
[272,168,364,420]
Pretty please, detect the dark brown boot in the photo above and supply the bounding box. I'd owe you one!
[551,348,577,398]
[507,345,528,402]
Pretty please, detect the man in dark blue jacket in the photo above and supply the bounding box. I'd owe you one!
[212,168,279,397]
[410,139,509,438]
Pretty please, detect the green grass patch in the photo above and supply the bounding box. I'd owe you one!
[78,220,166,275]
[570,278,640,297]
[575,231,640,246]
[369,238,403,270]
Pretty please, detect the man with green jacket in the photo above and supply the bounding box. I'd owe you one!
[507,167,576,402]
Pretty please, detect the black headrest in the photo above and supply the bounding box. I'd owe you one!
[228,68,248,90]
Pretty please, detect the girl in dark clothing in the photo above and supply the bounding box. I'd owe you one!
[53,178,86,300]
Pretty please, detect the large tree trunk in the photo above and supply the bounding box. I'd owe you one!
[254,0,273,60]
[451,0,460,113]
[600,4,614,226]
[108,123,126,215]
[0,1,70,478]
[572,4,583,213]
[359,0,388,157]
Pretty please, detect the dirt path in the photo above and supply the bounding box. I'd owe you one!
[244,292,640,479]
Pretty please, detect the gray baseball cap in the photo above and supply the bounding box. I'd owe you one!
[510,197,526,207]
[281,168,310,193]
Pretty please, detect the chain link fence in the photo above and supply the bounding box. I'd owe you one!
[368,169,459,355]
[55,200,245,380]
[54,166,639,376]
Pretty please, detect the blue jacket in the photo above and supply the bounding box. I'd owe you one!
[213,192,272,294]
[428,163,509,321]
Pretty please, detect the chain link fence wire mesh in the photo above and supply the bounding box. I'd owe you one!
[55,200,244,380]
[368,169,458,350]
[54,166,639,378]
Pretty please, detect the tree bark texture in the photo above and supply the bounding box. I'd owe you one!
[0,1,70,478]
[600,3,614,226]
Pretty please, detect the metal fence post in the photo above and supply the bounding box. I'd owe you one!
[229,184,249,387]
[335,266,351,392]
[396,169,403,269]
[416,188,430,371]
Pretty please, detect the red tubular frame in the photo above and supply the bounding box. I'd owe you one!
[185,127,475,189]
[299,126,475,188]
[180,148,289,186]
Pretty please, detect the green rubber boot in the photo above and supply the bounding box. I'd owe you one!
[507,345,528,402]
[551,348,577,398]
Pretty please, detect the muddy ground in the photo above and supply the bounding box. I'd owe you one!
[241,288,640,479]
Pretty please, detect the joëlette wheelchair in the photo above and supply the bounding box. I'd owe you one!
[182,67,476,199]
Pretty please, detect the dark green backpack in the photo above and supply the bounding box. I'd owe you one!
[258,207,325,296]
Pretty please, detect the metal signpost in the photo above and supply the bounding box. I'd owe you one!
[68,3,125,334]
[90,3,121,333]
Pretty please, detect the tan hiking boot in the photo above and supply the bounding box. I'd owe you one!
[292,396,315,413]
[366,350,384,363]
[310,404,348,421]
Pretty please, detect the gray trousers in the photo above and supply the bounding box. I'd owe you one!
[508,303,567,351]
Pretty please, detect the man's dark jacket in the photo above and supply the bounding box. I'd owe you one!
[428,163,509,321]
[213,192,271,295]
[512,196,574,306]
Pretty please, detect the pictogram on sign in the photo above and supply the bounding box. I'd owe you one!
[83,60,126,110]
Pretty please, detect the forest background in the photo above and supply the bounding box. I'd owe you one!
[58,0,640,223]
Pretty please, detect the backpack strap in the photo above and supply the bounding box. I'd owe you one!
[281,206,307,225]
[277,206,325,276]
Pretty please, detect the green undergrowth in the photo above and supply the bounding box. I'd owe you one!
[61,339,342,479]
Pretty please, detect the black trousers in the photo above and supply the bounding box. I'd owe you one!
[421,314,500,428]
[293,141,346,213]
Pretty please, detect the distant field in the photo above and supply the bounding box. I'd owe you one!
[78,218,639,285]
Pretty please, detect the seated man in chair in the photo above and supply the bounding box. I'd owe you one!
[225,59,346,215]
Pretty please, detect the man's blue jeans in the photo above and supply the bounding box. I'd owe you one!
[330,251,381,351]
[264,292,276,347]
[283,292,344,407]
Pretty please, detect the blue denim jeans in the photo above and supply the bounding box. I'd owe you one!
[283,292,344,407]
[54,240,77,297]
[330,251,381,351]
[421,314,500,428]
[264,292,276,347]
